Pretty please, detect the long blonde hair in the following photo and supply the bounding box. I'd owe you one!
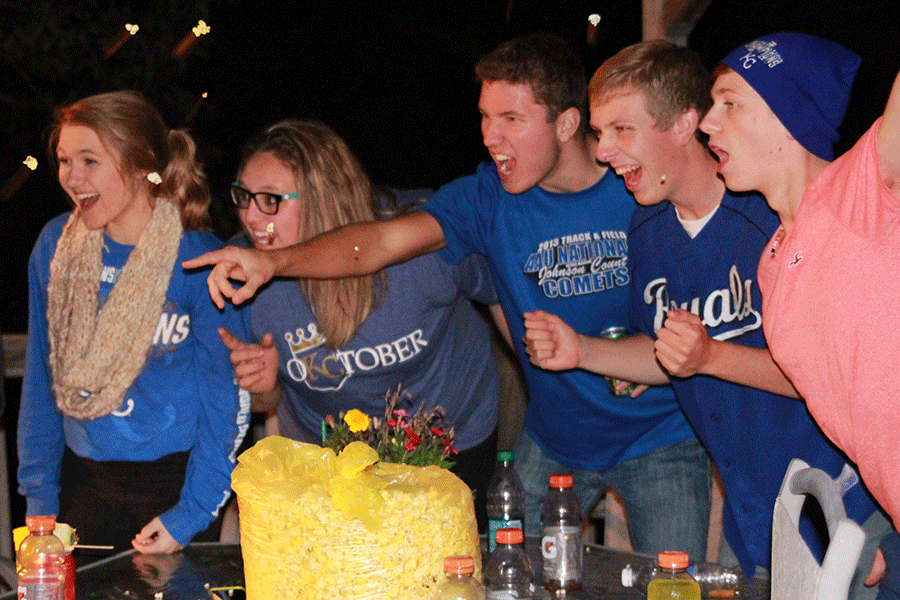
[48,90,211,230]
[238,120,386,348]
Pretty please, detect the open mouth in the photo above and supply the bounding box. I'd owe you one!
[77,192,100,211]
[251,229,276,248]
[492,153,514,176]
[614,164,642,190]
[708,145,729,171]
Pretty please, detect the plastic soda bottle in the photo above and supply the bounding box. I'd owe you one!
[540,474,582,594]
[484,528,534,599]
[623,559,747,596]
[486,450,525,553]
[647,551,701,600]
[433,555,486,600]
[17,515,66,600]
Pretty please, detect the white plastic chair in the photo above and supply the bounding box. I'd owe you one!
[771,458,865,600]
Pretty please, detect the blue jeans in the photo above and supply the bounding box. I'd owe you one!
[850,510,895,600]
[513,431,711,560]
[878,531,900,600]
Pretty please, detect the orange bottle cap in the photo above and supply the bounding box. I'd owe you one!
[444,555,475,574]
[549,473,573,488]
[496,528,524,545]
[25,515,57,533]
[658,550,690,569]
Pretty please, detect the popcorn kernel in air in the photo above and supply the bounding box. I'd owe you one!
[23,156,38,170]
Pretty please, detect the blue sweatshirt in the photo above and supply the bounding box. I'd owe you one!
[18,212,251,546]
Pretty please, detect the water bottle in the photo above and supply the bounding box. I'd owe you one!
[624,559,748,597]
[647,551,701,600]
[433,555,486,600]
[17,515,66,600]
[484,528,534,599]
[540,474,582,594]
[486,451,525,554]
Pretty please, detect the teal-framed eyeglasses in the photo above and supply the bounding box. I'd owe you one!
[230,183,299,215]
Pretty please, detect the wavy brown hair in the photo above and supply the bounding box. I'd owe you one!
[48,90,210,230]
[238,120,386,348]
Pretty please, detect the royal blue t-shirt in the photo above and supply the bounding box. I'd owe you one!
[421,162,694,471]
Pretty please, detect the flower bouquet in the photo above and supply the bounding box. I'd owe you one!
[322,385,459,468]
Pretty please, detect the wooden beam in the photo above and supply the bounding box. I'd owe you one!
[642,0,713,44]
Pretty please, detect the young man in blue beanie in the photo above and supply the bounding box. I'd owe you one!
[522,38,886,599]
[699,32,900,598]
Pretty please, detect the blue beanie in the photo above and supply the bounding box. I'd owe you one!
[721,32,860,161]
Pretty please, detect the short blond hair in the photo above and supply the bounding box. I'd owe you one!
[589,40,712,131]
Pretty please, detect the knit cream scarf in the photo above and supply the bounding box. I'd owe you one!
[47,199,183,420]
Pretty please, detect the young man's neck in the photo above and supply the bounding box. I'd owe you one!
[763,151,830,231]
[539,131,608,194]
[669,141,726,222]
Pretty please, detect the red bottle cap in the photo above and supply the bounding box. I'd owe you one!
[444,555,475,574]
[658,550,690,569]
[495,528,524,545]
[549,473,573,488]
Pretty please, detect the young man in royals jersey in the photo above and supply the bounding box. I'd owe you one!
[523,40,887,597]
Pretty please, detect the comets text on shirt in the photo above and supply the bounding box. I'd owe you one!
[524,230,629,299]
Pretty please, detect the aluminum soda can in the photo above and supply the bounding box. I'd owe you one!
[600,327,638,396]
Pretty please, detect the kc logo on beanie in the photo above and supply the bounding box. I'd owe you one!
[721,32,860,161]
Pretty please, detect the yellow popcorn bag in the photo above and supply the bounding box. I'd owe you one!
[233,436,481,600]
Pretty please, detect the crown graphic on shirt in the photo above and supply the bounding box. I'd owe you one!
[285,324,326,354]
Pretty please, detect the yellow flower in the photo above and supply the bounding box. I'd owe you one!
[344,409,371,433]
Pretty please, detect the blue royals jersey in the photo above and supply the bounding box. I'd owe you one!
[627,191,878,573]
[422,162,694,472]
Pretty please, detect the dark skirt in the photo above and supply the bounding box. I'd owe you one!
[58,446,221,556]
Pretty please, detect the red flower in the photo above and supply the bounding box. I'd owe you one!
[386,419,397,427]
[431,426,445,437]
[404,429,421,446]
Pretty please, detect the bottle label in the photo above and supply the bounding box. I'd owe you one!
[488,591,531,599]
[487,518,523,552]
[18,581,64,600]
[541,525,582,583]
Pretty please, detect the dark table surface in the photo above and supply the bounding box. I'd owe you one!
[0,539,770,599]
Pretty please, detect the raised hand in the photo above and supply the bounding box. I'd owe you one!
[654,309,711,377]
[523,310,582,371]
[219,328,278,394]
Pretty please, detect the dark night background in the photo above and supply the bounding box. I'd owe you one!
[1,1,898,526]
[2,0,899,334]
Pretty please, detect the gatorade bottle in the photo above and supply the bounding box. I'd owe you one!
[647,550,701,600]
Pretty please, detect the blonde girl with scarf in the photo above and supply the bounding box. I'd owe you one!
[18,91,250,555]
